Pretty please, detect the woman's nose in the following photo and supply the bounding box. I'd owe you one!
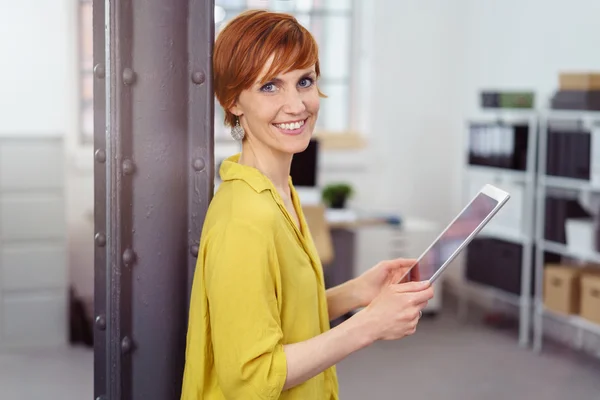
[283,90,307,114]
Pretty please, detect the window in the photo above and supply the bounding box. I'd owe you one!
[78,0,94,144]
[77,1,356,143]
[214,0,355,140]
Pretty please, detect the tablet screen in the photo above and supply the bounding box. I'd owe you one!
[409,192,499,282]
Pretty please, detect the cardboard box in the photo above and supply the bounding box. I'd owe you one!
[580,272,600,324]
[543,265,583,315]
[559,72,600,91]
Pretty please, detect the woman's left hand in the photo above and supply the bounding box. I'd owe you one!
[353,258,421,308]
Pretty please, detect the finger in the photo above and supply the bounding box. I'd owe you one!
[388,258,417,271]
[391,259,418,282]
[393,280,430,293]
[409,288,434,304]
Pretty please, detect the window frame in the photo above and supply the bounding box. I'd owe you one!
[77,1,362,146]
[77,0,94,146]
[213,1,357,141]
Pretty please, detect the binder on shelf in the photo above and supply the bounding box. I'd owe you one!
[573,133,591,180]
[465,238,554,296]
[467,122,527,171]
[544,196,593,244]
[546,130,558,176]
[596,214,600,253]
[546,129,592,181]
[592,125,600,187]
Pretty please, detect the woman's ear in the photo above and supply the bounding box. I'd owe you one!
[229,103,242,118]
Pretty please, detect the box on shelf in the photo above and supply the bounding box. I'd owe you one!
[543,264,584,315]
[480,91,534,109]
[580,272,600,324]
[559,72,600,91]
[550,90,600,111]
[565,218,596,254]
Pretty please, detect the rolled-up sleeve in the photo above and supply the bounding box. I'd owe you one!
[204,219,287,399]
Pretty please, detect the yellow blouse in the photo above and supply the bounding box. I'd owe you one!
[181,153,339,399]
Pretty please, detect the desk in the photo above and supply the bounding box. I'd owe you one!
[312,213,443,326]
[318,215,394,327]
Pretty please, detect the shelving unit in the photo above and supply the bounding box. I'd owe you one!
[460,109,539,348]
[532,109,600,353]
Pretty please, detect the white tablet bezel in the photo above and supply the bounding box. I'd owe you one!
[399,184,510,284]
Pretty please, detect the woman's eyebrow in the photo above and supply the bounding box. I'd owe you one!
[257,71,316,86]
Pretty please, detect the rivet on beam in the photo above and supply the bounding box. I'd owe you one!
[95,315,106,331]
[122,159,136,175]
[123,68,137,85]
[123,249,137,266]
[94,63,105,79]
[191,71,205,85]
[121,336,134,354]
[95,149,106,164]
[95,232,107,247]
[190,244,199,257]
[192,158,205,171]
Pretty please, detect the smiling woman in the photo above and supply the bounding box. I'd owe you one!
[180,9,434,400]
[213,9,326,152]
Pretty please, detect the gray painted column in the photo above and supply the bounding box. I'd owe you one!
[93,0,214,398]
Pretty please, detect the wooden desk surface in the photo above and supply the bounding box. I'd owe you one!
[327,217,390,229]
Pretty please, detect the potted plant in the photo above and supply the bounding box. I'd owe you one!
[321,183,353,209]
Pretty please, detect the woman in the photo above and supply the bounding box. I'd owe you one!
[181,9,434,400]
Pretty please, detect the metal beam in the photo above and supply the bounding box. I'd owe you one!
[94,0,214,398]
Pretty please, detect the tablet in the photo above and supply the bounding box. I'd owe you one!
[398,184,510,284]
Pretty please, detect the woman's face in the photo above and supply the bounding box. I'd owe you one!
[231,57,320,155]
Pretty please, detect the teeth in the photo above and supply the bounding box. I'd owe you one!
[276,120,304,130]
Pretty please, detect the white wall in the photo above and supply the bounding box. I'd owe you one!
[0,0,91,304]
[463,0,600,115]
[0,0,71,348]
[0,0,69,135]
[369,0,466,223]
[6,0,600,310]
[360,0,600,283]
[454,0,600,283]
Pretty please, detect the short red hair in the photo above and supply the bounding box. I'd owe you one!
[213,9,324,127]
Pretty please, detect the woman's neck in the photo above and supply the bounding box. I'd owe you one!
[238,140,293,199]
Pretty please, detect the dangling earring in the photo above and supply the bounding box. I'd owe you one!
[231,117,245,140]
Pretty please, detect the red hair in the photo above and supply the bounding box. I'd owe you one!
[213,9,324,127]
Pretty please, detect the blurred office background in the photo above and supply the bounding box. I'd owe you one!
[1,0,600,399]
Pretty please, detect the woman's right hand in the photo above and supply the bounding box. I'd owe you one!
[356,280,434,342]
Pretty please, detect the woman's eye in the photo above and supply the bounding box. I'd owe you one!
[298,77,314,88]
[260,83,276,92]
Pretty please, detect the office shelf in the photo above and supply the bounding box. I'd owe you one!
[540,240,600,264]
[463,107,600,355]
[468,280,523,308]
[461,110,538,348]
[532,109,600,354]
[479,225,529,245]
[545,109,600,121]
[542,307,600,338]
[541,176,600,192]
[467,165,529,183]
